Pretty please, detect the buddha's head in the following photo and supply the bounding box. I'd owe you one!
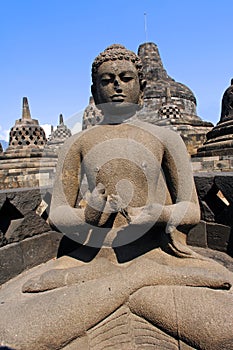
[91,44,146,118]
[220,78,233,123]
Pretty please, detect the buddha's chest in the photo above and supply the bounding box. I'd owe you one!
[80,128,164,205]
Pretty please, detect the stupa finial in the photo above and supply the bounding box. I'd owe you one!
[22,97,31,120]
[165,86,172,104]
[59,114,64,125]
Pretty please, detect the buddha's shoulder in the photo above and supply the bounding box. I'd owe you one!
[60,122,183,154]
[130,119,183,142]
[60,127,98,149]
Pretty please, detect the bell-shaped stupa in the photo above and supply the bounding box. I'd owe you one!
[0,98,57,189]
[197,79,233,156]
[82,96,103,130]
[136,42,213,155]
[47,114,72,152]
[6,97,46,156]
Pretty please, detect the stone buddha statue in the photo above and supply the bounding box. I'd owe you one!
[220,78,233,123]
[0,45,233,350]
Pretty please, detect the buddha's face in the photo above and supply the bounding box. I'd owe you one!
[92,60,143,117]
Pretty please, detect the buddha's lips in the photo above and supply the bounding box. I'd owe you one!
[111,94,126,101]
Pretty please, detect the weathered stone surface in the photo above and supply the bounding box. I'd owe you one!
[191,155,233,172]
[187,174,233,256]
[20,231,62,271]
[194,174,233,225]
[0,199,24,246]
[7,189,41,214]
[207,222,231,252]
[0,243,24,285]
[193,246,233,272]
[215,175,233,204]
[199,200,215,222]
[0,188,52,247]
[194,174,214,199]
[0,231,62,285]
[194,175,216,222]
[216,203,233,228]
[187,220,207,248]
[5,211,50,243]
[0,192,6,209]
[228,229,233,257]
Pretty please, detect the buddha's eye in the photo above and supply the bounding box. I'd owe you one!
[100,74,114,85]
[120,72,135,83]
[121,76,134,82]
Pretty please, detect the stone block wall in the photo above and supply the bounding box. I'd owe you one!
[177,127,210,155]
[0,187,62,284]
[191,155,233,172]
[187,173,233,256]
[0,153,57,190]
[0,188,51,247]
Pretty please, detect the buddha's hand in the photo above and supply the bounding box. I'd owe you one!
[106,194,124,213]
[22,258,120,293]
[127,201,199,232]
[84,183,107,225]
[127,204,164,226]
[165,201,199,234]
[94,193,126,226]
[85,185,126,226]
[22,269,67,293]
[126,258,232,291]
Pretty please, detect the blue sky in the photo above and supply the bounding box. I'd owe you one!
[0,0,233,140]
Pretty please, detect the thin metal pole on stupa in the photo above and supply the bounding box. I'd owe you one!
[144,12,148,43]
[59,113,64,125]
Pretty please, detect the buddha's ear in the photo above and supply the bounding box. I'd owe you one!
[138,79,147,109]
[91,84,99,105]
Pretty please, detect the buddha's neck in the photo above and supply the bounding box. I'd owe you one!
[100,112,136,125]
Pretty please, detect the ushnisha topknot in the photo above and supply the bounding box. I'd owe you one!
[91,44,144,86]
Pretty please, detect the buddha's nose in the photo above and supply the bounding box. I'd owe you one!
[114,78,122,91]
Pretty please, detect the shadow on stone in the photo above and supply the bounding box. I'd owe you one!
[0,199,23,242]
[57,235,100,262]
[227,227,233,257]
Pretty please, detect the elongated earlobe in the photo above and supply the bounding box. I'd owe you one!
[91,85,98,105]
[138,80,147,109]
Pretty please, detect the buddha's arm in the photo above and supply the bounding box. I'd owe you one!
[49,135,112,238]
[161,131,200,232]
[128,132,200,232]
[22,255,232,294]
[49,136,87,234]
